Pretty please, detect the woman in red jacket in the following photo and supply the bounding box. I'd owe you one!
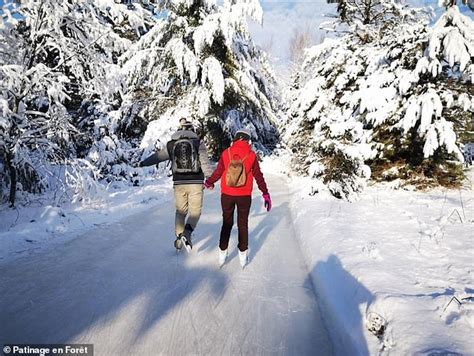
[204,129,272,268]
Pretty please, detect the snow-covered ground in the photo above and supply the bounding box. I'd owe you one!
[277,160,474,355]
[1,159,473,355]
[0,172,331,355]
[0,172,172,265]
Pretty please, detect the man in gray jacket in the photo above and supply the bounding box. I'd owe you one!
[140,119,213,251]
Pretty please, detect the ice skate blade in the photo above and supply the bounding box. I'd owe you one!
[174,238,183,251]
[181,236,192,253]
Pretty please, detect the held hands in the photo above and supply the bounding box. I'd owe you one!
[204,179,214,190]
[263,193,272,212]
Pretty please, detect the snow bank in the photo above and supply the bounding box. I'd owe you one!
[289,175,473,354]
[0,174,173,266]
[262,157,474,355]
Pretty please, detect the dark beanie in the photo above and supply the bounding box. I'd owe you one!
[179,118,193,130]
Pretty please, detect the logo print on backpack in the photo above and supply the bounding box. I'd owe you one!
[172,138,201,174]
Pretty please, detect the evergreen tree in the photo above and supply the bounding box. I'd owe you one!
[74,1,159,182]
[373,5,473,187]
[0,0,150,205]
[118,0,280,159]
[284,3,473,199]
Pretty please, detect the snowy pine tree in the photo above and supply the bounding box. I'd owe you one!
[118,0,280,159]
[284,33,375,200]
[284,2,473,199]
[370,5,473,187]
[0,0,150,205]
[74,2,159,182]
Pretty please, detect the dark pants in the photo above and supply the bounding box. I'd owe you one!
[219,194,252,252]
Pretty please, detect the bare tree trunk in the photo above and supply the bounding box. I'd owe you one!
[364,0,373,24]
[7,97,21,208]
[6,151,16,208]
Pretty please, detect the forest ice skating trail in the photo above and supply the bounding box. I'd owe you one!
[0,173,332,355]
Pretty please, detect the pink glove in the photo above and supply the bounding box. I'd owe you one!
[204,179,214,190]
[263,193,272,212]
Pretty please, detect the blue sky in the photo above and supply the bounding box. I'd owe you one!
[249,0,473,74]
[0,0,18,17]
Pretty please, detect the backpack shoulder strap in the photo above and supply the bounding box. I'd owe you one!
[167,140,175,157]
